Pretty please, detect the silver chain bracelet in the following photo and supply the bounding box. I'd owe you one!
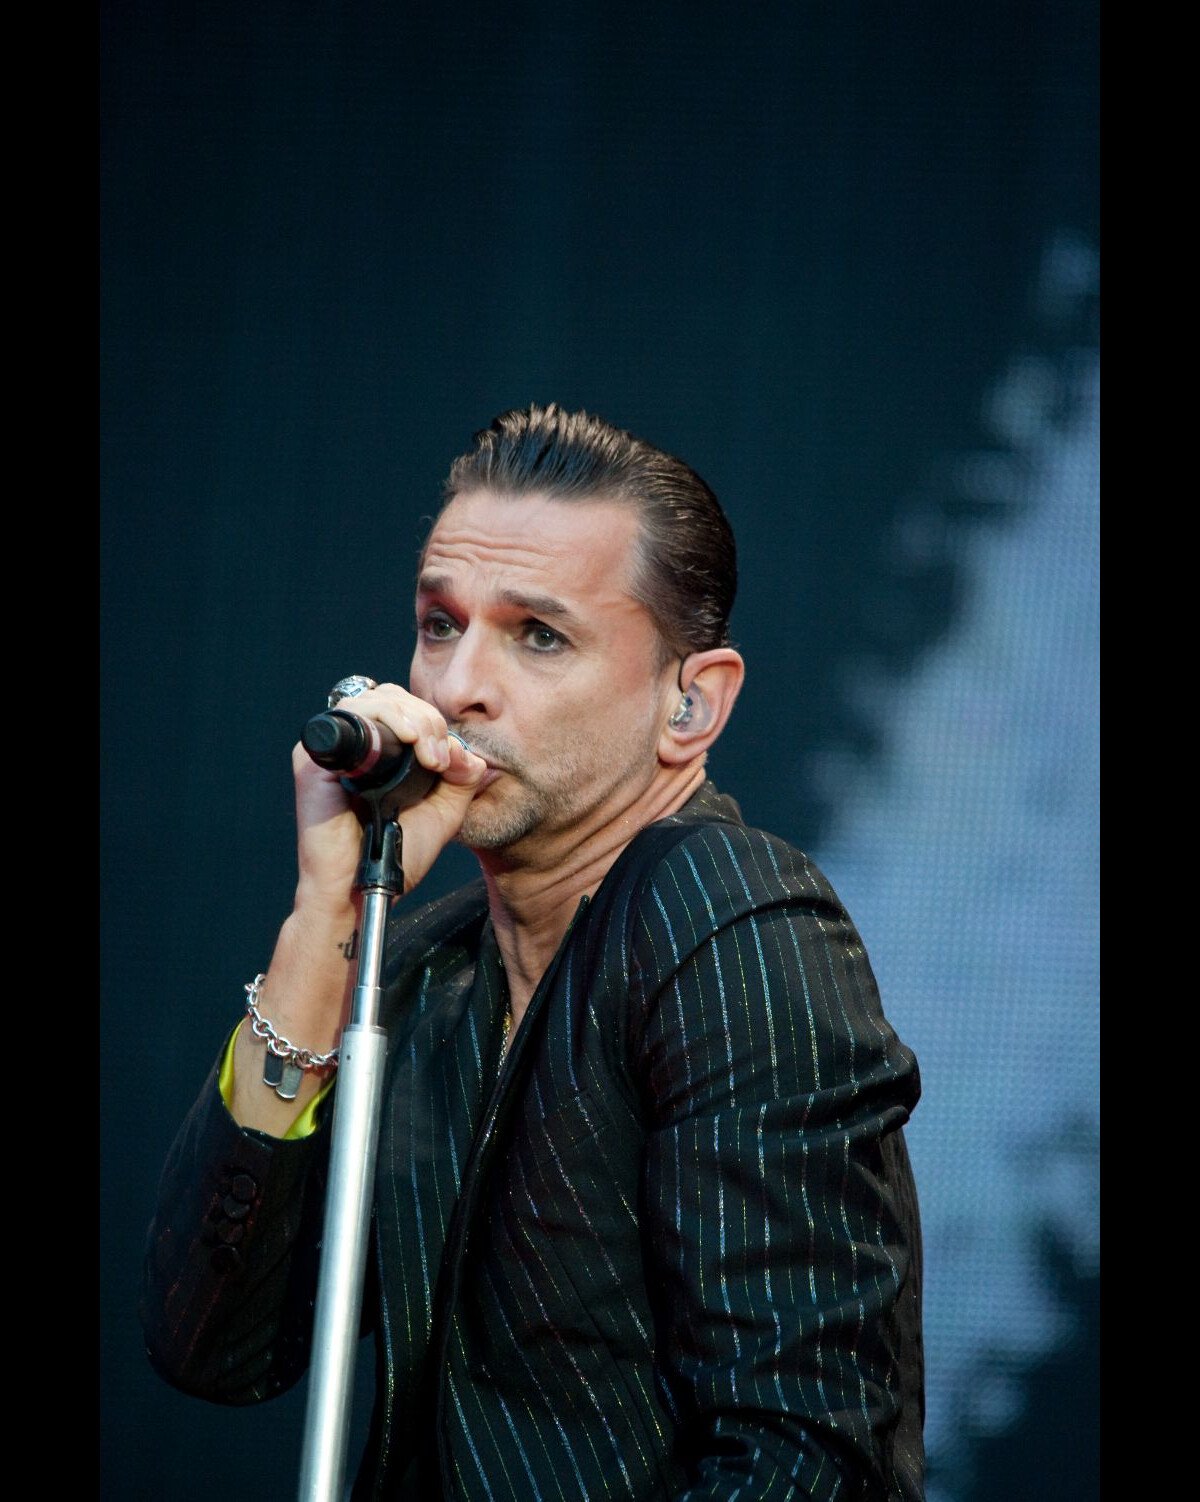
[244,973,339,1100]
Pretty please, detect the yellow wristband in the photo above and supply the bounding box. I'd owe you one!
[218,1020,335,1141]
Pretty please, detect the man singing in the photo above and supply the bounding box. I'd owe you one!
[142,403,925,1500]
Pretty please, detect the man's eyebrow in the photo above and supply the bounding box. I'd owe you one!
[496,588,585,628]
[416,575,586,631]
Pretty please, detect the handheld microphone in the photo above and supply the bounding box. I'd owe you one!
[301,709,439,805]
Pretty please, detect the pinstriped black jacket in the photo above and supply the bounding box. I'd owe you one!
[142,782,925,1500]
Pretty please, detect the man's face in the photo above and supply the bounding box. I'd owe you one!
[410,488,670,853]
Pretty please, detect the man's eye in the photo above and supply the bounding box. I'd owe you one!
[420,613,458,640]
[524,623,565,652]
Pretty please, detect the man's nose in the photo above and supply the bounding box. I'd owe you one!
[431,626,500,721]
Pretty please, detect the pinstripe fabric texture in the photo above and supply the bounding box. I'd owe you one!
[142,783,924,1501]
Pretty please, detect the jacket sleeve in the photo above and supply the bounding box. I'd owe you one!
[139,1054,339,1404]
[630,823,925,1502]
[138,890,485,1409]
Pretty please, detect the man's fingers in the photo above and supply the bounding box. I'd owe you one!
[332,683,451,773]
[441,734,489,787]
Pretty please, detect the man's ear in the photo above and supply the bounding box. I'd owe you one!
[658,648,745,766]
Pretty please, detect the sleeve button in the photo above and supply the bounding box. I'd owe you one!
[210,1244,242,1273]
[229,1173,257,1203]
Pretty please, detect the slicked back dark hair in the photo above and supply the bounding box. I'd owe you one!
[442,404,737,665]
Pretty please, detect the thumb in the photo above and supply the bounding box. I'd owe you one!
[440,733,490,792]
[392,735,489,892]
[415,735,488,831]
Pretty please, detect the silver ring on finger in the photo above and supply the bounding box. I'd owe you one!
[327,674,378,709]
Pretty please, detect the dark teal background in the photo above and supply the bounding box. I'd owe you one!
[101,4,1099,1497]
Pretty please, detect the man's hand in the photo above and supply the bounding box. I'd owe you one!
[228,682,488,1137]
[293,681,489,910]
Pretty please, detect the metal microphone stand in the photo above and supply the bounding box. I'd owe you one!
[296,753,433,1501]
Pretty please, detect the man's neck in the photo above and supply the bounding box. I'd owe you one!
[475,760,707,1018]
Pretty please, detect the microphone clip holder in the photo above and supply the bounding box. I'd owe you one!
[350,772,414,898]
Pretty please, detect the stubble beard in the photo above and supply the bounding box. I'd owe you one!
[457,783,557,850]
[453,720,656,854]
[450,730,572,851]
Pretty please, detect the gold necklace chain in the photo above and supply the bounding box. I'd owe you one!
[497,1006,513,1072]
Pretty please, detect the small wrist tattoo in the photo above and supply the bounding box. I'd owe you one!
[339,928,359,960]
